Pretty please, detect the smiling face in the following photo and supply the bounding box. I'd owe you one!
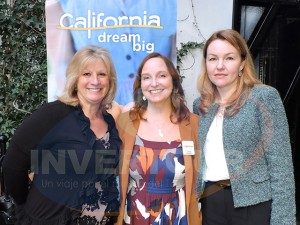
[140,57,173,105]
[77,58,110,108]
[206,39,245,93]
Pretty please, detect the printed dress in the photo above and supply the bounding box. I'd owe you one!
[124,135,188,225]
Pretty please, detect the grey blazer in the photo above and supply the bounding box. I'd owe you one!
[193,85,296,225]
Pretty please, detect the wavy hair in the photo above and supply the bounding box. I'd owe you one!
[59,45,117,114]
[130,52,190,123]
[197,29,262,116]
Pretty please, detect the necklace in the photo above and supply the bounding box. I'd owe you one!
[215,105,225,127]
[150,121,175,138]
[143,110,177,139]
[158,122,177,138]
[158,129,164,137]
[217,105,225,117]
[139,118,179,141]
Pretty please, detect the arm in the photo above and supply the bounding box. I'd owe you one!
[257,86,296,224]
[107,101,122,121]
[193,97,200,115]
[103,116,122,221]
[190,114,202,223]
[46,0,75,101]
[2,101,73,204]
[115,112,137,225]
[2,108,47,204]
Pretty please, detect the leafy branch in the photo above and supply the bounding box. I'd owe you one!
[177,41,205,80]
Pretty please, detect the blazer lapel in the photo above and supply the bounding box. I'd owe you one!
[179,119,193,207]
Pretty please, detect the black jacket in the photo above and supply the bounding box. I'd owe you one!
[3,100,121,224]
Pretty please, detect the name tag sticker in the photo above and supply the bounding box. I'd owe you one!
[182,141,195,155]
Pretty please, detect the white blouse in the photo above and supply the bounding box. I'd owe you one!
[203,114,230,181]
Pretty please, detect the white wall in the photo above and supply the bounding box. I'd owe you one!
[177,0,234,110]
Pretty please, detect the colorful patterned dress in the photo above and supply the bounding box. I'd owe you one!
[124,135,188,225]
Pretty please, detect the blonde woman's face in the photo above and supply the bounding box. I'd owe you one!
[77,58,110,108]
[206,39,245,92]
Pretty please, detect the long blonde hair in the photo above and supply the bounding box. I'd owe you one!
[59,45,117,114]
[198,29,262,116]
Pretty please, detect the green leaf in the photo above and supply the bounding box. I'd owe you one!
[0,0,47,140]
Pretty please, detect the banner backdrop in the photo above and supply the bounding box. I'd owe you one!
[46,0,177,106]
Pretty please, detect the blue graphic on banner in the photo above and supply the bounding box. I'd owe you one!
[46,0,177,106]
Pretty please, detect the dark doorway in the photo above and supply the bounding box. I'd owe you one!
[233,0,300,221]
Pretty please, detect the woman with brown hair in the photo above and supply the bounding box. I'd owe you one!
[117,52,201,225]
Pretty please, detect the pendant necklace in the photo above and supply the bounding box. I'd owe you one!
[156,122,175,138]
[158,129,164,137]
[217,106,225,117]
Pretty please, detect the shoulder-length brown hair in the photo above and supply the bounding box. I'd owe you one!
[59,45,117,114]
[130,52,190,123]
[198,29,261,115]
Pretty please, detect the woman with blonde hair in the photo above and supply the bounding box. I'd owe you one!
[3,45,121,225]
[193,29,295,225]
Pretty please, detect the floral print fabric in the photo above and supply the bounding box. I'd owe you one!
[124,136,188,225]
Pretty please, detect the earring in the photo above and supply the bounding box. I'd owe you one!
[238,70,242,77]
[142,95,146,101]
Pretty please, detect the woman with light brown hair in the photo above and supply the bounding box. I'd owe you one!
[194,29,295,225]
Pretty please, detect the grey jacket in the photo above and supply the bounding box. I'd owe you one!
[193,85,296,225]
